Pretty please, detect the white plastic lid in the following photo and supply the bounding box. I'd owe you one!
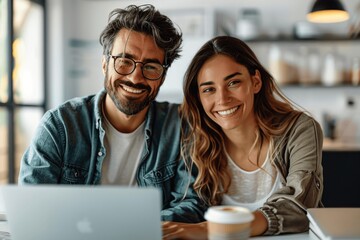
[204,206,254,224]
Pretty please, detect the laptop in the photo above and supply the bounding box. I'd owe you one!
[1,185,162,240]
[307,208,360,240]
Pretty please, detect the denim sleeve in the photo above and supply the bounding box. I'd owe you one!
[160,157,208,223]
[18,111,63,184]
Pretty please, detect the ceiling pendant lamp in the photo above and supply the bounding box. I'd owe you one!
[307,0,350,23]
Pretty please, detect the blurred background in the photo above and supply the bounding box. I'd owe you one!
[1,0,360,206]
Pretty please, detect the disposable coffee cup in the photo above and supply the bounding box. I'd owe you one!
[204,206,254,240]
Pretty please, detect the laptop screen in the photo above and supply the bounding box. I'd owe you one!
[1,185,162,240]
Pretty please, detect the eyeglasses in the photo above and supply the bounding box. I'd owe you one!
[108,55,168,80]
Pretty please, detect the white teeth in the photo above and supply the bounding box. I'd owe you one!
[217,106,238,116]
[122,85,143,94]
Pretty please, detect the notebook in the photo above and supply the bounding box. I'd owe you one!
[1,185,162,240]
[307,208,360,240]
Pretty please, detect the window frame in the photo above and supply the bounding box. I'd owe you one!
[1,0,47,183]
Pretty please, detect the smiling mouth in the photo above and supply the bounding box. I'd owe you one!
[217,106,239,116]
[121,84,146,94]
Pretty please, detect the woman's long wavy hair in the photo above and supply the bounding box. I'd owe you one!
[180,36,303,206]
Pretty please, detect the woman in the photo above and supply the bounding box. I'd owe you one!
[162,36,323,239]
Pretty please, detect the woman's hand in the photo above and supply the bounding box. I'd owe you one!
[162,221,208,240]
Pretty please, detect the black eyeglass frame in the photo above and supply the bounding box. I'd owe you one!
[108,55,169,80]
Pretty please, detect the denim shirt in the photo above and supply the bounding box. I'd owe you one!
[19,89,206,223]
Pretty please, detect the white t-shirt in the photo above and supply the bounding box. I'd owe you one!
[222,149,282,211]
[101,115,145,186]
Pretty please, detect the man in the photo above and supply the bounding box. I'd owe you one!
[19,4,205,223]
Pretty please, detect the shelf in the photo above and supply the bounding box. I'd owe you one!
[279,84,360,89]
[323,138,360,152]
[244,36,360,43]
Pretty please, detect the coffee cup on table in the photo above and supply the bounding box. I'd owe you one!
[204,206,254,240]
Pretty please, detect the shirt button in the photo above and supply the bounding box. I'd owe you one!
[155,171,162,178]
[98,151,103,157]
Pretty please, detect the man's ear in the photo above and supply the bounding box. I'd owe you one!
[101,56,107,76]
[253,69,262,94]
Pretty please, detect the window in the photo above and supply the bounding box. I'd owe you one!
[0,0,46,183]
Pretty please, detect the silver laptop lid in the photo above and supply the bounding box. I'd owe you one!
[307,208,360,240]
[1,185,162,240]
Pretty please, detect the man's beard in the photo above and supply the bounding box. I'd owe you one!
[104,70,160,115]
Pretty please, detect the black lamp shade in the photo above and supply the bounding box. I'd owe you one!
[310,0,346,12]
[307,0,349,23]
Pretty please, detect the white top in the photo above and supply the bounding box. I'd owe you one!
[222,149,282,211]
[101,114,145,186]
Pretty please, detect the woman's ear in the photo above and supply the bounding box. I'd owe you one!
[101,56,107,76]
[252,70,262,94]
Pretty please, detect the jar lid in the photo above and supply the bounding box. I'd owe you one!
[204,206,254,224]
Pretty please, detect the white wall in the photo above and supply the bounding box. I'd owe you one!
[47,0,360,143]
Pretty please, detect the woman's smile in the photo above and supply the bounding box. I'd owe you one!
[216,106,240,116]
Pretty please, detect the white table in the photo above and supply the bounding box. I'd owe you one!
[0,219,309,240]
[251,232,310,239]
